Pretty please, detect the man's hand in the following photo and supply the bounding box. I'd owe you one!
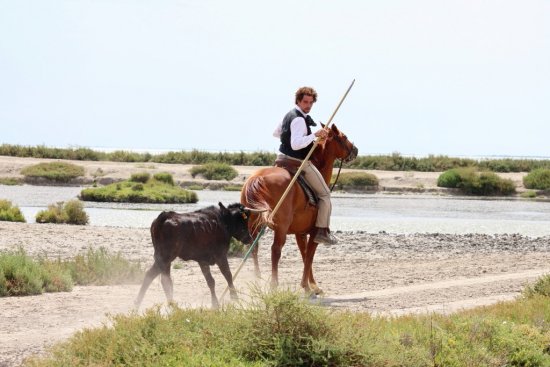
[314,129,328,141]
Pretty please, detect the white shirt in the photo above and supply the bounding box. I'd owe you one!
[273,105,316,150]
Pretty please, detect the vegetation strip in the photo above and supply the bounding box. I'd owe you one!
[24,280,550,367]
[3,144,550,172]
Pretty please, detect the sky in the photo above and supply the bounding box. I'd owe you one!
[1,1,549,158]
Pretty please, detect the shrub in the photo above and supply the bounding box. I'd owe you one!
[129,172,150,183]
[20,161,85,183]
[523,274,550,298]
[0,199,26,222]
[332,171,378,190]
[0,177,22,185]
[523,169,550,190]
[190,163,238,180]
[80,179,198,204]
[63,200,89,225]
[438,168,516,196]
[153,172,174,185]
[228,238,248,257]
[36,200,89,225]
[461,172,516,196]
[437,169,463,188]
[0,248,74,296]
[0,247,142,297]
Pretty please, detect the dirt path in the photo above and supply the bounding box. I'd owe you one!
[1,222,550,366]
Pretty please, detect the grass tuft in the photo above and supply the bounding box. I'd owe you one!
[190,163,238,180]
[0,247,142,297]
[20,161,85,183]
[523,169,550,190]
[0,199,26,222]
[36,200,89,225]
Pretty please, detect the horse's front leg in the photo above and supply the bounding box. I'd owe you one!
[306,235,323,295]
[295,233,312,293]
[270,230,287,289]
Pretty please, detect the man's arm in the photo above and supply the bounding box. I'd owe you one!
[289,117,316,150]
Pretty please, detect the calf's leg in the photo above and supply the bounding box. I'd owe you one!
[217,256,238,301]
[160,263,174,303]
[135,262,162,308]
[199,262,219,309]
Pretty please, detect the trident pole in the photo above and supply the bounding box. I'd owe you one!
[221,79,355,301]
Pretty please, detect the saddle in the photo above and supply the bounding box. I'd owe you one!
[274,158,318,207]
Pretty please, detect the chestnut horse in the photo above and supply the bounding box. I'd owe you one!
[240,124,358,294]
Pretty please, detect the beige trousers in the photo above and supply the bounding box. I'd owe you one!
[278,154,331,228]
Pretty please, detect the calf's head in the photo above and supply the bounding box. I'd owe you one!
[219,202,254,244]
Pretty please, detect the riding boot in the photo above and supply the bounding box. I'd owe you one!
[314,227,338,245]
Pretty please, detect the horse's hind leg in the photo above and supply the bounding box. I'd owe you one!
[199,262,219,309]
[135,262,162,308]
[270,230,287,289]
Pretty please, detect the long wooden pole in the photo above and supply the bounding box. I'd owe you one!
[221,79,355,301]
[268,79,355,221]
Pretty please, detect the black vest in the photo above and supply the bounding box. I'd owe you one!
[279,109,317,160]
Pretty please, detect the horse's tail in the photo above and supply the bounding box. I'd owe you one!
[242,174,273,231]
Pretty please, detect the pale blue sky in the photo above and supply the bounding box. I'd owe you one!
[1,1,549,157]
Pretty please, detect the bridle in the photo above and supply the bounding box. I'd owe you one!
[329,132,357,192]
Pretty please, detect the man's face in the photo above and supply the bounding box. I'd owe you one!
[297,95,315,114]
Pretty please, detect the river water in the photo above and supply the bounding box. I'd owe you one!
[1,185,550,236]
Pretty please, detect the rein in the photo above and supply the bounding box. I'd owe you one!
[330,159,343,192]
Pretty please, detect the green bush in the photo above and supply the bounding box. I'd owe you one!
[80,179,198,204]
[0,247,142,297]
[20,161,85,183]
[129,172,151,183]
[153,172,174,185]
[461,172,516,196]
[332,171,379,189]
[523,169,550,190]
[190,163,238,180]
[437,168,464,188]
[36,200,89,225]
[437,169,516,196]
[0,177,22,185]
[0,248,74,296]
[0,199,26,222]
[523,274,550,298]
[62,200,89,225]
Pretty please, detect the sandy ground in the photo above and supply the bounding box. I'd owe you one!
[1,221,550,366]
[0,156,547,365]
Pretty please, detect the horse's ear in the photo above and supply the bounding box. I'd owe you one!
[331,124,339,133]
[320,122,325,128]
[218,202,228,213]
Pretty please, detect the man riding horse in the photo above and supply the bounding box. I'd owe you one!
[272,86,338,245]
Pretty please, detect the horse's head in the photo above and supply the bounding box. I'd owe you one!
[320,123,358,163]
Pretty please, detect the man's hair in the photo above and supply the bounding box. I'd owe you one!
[295,87,318,104]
